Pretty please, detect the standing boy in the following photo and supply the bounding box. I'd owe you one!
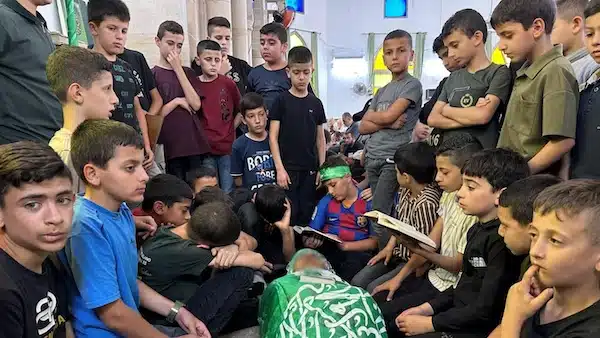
[0,142,74,337]
[196,40,242,193]
[428,9,512,149]
[231,93,276,191]
[358,30,423,247]
[492,0,578,175]
[152,21,210,181]
[87,0,155,171]
[61,120,209,337]
[269,46,327,225]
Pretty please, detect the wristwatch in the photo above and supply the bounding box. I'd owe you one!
[166,301,185,323]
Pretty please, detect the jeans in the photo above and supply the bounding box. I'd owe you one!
[352,260,405,293]
[204,154,233,193]
[317,241,373,282]
[154,325,187,337]
[365,158,400,249]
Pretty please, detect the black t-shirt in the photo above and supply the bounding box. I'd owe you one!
[110,58,142,133]
[237,202,286,265]
[0,250,68,338]
[342,140,364,157]
[521,300,600,338]
[270,91,327,171]
[119,48,156,111]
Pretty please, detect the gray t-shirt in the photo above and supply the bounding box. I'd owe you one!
[567,48,600,91]
[432,63,511,149]
[365,74,422,160]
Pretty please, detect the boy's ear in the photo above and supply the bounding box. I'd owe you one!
[153,201,167,215]
[286,67,291,79]
[282,42,289,54]
[82,164,101,187]
[0,208,5,230]
[154,36,161,47]
[530,17,547,39]
[572,16,584,34]
[194,56,200,65]
[473,30,485,46]
[67,83,85,105]
[88,22,99,36]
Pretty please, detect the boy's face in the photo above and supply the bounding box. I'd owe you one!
[456,174,499,217]
[436,47,461,72]
[342,133,354,145]
[443,29,481,69]
[382,37,413,74]
[156,199,192,226]
[325,176,351,202]
[287,63,313,91]
[584,13,600,63]
[260,33,287,63]
[495,21,539,63]
[209,26,232,55]
[0,177,74,254]
[193,176,218,194]
[243,107,267,135]
[86,145,149,203]
[498,206,531,255]
[434,155,462,192]
[529,210,600,289]
[551,17,577,52]
[155,31,184,61]
[90,16,129,56]
[197,50,222,77]
[79,71,118,120]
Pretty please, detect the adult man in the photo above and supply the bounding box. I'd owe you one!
[340,131,364,157]
[342,112,360,139]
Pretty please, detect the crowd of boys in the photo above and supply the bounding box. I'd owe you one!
[4,0,600,337]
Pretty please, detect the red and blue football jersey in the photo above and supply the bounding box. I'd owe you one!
[309,191,372,242]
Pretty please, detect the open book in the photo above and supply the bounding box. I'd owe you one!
[363,211,437,249]
[293,226,343,244]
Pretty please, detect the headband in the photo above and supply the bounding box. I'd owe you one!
[319,166,351,182]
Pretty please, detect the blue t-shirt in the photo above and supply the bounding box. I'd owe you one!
[60,197,140,337]
[231,134,276,190]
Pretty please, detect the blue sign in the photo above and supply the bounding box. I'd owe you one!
[385,0,408,18]
[286,0,305,13]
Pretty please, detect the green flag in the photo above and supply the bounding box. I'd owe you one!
[65,0,78,46]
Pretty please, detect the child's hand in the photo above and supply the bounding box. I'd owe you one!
[134,215,158,239]
[315,171,321,186]
[166,50,183,70]
[394,233,420,252]
[176,97,193,114]
[176,307,211,337]
[368,247,394,266]
[274,199,292,230]
[211,244,240,269]
[360,187,373,201]
[143,147,154,170]
[371,276,402,301]
[277,168,292,189]
[303,235,324,249]
[502,265,554,328]
[396,315,434,336]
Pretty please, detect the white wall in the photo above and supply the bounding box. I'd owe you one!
[38,2,63,34]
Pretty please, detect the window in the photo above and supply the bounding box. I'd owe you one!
[286,0,305,13]
[289,31,306,50]
[384,0,408,18]
[372,46,415,94]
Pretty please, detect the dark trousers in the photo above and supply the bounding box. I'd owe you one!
[166,155,207,182]
[185,267,254,335]
[318,241,372,282]
[286,170,317,226]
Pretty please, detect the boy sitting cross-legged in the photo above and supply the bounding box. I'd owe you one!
[60,119,209,338]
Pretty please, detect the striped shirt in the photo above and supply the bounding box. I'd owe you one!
[427,191,478,292]
[392,184,442,261]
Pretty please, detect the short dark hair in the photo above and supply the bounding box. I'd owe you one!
[392,143,436,184]
[141,174,194,212]
[88,0,130,26]
[499,175,562,226]
[584,0,600,18]
[240,93,265,117]
[188,201,241,246]
[191,186,234,213]
[260,22,288,44]
[384,29,413,47]
[433,35,446,54]
[435,132,483,168]
[157,20,184,39]
[462,148,530,191]
[196,39,221,55]
[534,179,600,243]
[0,142,72,208]
[557,0,588,19]
[71,120,144,185]
[441,8,488,42]
[46,46,112,103]
[319,155,350,173]
[186,166,217,188]
[208,16,231,35]
[491,0,556,34]
[254,185,287,224]
[342,112,352,119]
[288,46,313,66]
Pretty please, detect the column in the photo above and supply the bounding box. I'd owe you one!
[231,0,249,61]
[252,0,268,66]
[206,0,232,21]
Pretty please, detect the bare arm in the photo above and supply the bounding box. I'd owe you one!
[440,95,501,126]
[96,299,167,338]
[160,98,181,117]
[234,113,243,129]
[427,101,465,129]
[173,66,201,111]
[229,251,266,269]
[316,124,326,166]
[488,326,501,338]
[235,231,257,251]
[147,88,164,116]
[65,322,75,338]
[280,226,296,262]
[341,237,378,252]
[363,98,412,125]
[269,121,285,172]
[528,138,575,174]
[358,117,383,135]
[134,97,152,151]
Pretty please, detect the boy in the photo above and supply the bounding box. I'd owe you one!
[428,9,512,149]
[501,180,600,337]
[352,142,441,292]
[0,142,74,337]
[61,119,209,337]
[305,156,377,282]
[371,133,480,322]
[491,0,578,175]
[571,1,600,179]
[47,45,119,194]
[552,0,600,88]
[389,148,529,338]
[137,174,194,227]
[88,0,155,172]
[269,46,327,225]
[231,93,276,191]
[187,166,218,193]
[139,201,269,335]
[358,30,423,248]
[196,40,242,193]
[153,20,210,181]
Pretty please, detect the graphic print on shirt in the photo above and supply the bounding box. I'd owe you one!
[220,88,233,121]
[246,150,275,190]
[36,291,64,336]
[113,62,137,122]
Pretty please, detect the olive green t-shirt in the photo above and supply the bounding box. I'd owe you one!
[497,45,578,161]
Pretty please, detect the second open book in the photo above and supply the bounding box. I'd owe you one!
[363,210,437,249]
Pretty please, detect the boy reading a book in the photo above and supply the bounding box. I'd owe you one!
[305,156,377,281]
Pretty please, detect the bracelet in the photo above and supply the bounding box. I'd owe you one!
[166,301,185,323]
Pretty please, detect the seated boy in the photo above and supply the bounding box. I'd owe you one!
[304,156,377,282]
[187,166,218,193]
[500,180,600,337]
[389,148,530,337]
[139,201,270,335]
[353,142,442,292]
[47,45,118,193]
[61,119,209,337]
[0,142,75,337]
[135,174,194,228]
